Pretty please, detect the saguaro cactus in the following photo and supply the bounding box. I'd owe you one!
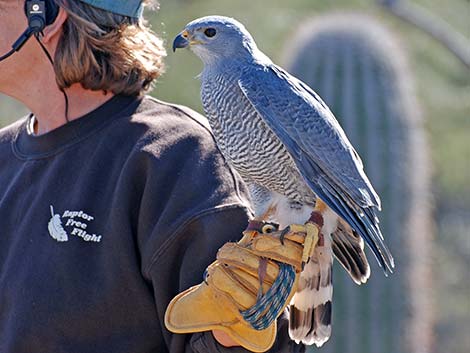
[282,13,433,353]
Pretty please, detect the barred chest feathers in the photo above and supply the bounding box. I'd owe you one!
[200,70,314,204]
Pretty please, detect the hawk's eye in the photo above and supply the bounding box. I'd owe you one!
[204,28,217,38]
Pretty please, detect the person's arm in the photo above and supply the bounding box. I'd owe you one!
[131,103,303,352]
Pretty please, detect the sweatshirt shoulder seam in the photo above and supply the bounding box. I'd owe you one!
[145,96,212,132]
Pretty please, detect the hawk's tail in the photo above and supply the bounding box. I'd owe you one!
[288,233,333,347]
[331,218,370,285]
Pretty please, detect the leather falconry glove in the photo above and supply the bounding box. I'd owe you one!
[165,213,322,352]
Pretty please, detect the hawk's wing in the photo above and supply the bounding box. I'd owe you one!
[238,64,394,273]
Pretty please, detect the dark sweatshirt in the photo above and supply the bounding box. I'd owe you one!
[0,95,301,353]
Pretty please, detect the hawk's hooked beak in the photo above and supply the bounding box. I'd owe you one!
[173,30,190,52]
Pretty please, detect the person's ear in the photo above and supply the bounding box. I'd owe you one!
[41,7,68,44]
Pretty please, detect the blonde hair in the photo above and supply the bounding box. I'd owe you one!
[53,0,166,95]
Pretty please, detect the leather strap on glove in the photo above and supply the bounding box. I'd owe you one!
[165,218,320,352]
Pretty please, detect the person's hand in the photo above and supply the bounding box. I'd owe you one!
[165,218,321,352]
[212,329,239,347]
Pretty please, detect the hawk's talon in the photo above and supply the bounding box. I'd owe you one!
[279,226,291,245]
[277,223,320,267]
[301,223,320,265]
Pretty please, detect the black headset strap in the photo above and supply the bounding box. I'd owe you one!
[44,0,60,26]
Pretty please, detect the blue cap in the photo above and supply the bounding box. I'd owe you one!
[79,0,144,18]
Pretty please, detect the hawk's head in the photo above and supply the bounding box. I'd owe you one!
[173,16,258,65]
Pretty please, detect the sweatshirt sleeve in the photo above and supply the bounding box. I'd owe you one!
[129,106,301,353]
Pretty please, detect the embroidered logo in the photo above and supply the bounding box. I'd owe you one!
[48,205,102,243]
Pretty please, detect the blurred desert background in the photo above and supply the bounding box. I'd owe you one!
[1,1,468,352]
